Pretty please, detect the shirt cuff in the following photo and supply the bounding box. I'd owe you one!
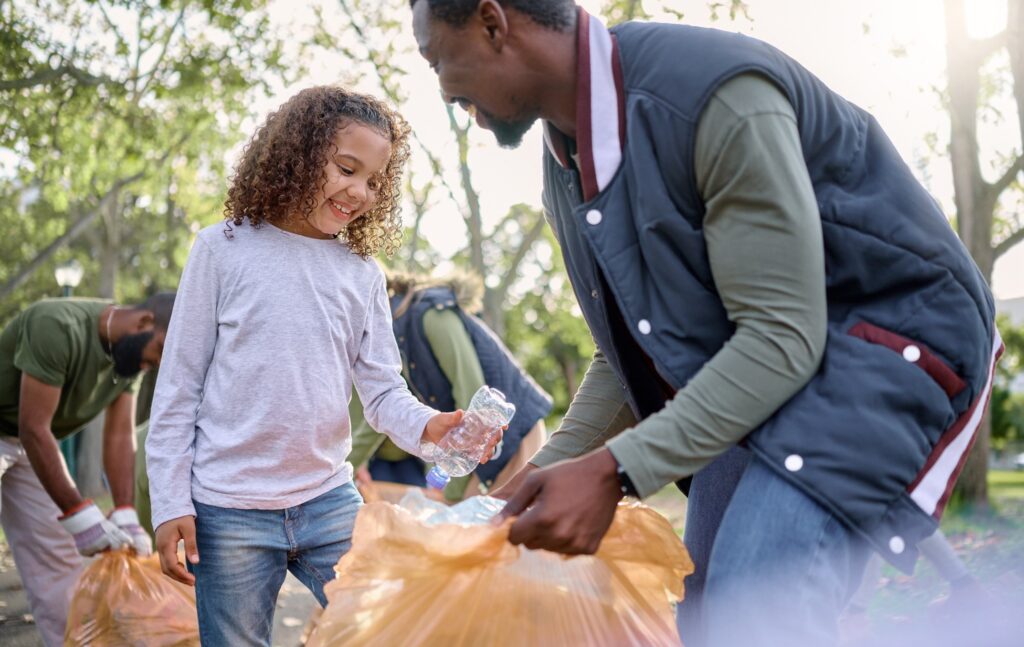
[606,432,664,499]
[528,442,579,469]
[151,501,197,532]
[399,408,439,459]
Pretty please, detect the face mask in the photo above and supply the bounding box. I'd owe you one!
[111,331,153,378]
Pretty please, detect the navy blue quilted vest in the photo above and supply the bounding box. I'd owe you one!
[542,21,997,572]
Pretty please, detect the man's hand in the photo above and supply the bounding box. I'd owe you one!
[110,507,153,556]
[58,502,132,556]
[422,411,504,465]
[489,463,538,500]
[155,516,199,586]
[496,448,623,555]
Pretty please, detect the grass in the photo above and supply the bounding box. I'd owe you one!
[988,469,1024,499]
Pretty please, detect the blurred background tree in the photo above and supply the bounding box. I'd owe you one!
[3,0,1024,475]
[0,0,292,319]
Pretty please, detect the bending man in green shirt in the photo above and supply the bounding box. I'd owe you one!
[0,294,174,647]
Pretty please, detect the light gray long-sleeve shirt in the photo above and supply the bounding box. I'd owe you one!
[146,220,437,529]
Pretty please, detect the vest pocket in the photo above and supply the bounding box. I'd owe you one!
[847,322,966,400]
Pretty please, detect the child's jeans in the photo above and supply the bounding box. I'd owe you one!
[189,481,362,646]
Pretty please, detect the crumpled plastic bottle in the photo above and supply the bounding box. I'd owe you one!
[398,487,506,525]
[423,385,516,489]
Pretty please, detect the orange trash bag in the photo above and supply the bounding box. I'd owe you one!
[307,492,693,646]
[65,550,199,646]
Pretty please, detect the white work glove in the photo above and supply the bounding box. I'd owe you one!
[110,506,153,556]
[58,502,132,557]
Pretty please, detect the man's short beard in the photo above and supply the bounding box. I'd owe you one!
[111,331,152,378]
[483,110,538,149]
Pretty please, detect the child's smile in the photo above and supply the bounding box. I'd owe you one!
[309,123,391,237]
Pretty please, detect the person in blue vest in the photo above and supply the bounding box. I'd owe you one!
[348,271,552,501]
[410,2,1001,645]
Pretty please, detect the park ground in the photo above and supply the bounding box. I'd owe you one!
[1,471,1022,646]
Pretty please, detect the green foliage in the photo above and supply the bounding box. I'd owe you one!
[0,0,291,322]
[992,315,1024,450]
[602,0,752,25]
[502,226,595,414]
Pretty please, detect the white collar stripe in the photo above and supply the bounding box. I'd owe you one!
[587,14,623,195]
[542,9,624,201]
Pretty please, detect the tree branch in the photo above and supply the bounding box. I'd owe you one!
[0,64,115,91]
[336,0,464,215]
[495,209,546,305]
[136,7,186,98]
[0,134,187,301]
[96,0,129,58]
[987,155,1024,202]
[994,223,1024,260]
[0,178,131,301]
[971,30,1007,62]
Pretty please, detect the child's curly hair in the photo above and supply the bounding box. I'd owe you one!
[224,86,411,258]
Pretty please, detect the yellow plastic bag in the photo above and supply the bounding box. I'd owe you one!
[65,550,199,646]
[308,497,693,646]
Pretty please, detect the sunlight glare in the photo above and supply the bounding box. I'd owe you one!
[964,0,1007,39]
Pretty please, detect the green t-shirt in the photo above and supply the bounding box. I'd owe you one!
[0,298,137,440]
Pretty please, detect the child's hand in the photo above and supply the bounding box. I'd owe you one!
[155,515,199,586]
[423,410,463,445]
[422,411,507,465]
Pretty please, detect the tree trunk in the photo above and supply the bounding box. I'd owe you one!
[945,0,996,506]
[78,196,121,497]
[561,357,579,402]
[483,288,505,340]
[957,408,993,510]
[98,195,121,299]
[76,415,107,498]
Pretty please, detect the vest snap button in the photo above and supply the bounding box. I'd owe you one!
[638,319,651,335]
[902,345,921,362]
[429,395,437,403]
[586,209,603,225]
[435,303,444,310]
[409,362,416,369]
[591,289,599,299]
[784,454,803,472]
[889,535,905,554]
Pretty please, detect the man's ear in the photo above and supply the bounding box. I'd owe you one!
[478,0,509,52]
[134,310,156,332]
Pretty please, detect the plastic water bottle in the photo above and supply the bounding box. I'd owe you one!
[425,386,516,490]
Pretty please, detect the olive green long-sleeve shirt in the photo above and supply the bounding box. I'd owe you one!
[348,307,486,500]
[531,73,828,498]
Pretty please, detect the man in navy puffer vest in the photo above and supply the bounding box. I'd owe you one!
[410,1,1000,644]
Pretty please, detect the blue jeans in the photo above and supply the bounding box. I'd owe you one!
[676,446,752,647]
[189,482,362,646]
[700,458,870,647]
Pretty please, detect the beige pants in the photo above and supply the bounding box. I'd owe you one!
[465,420,546,497]
[0,437,84,647]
